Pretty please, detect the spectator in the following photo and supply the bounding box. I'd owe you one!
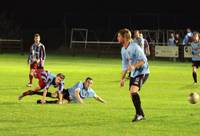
[174,33,182,46]
[133,30,141,45]
[183,28,193,45]
[140,33,150,56]
[168,32,175,46]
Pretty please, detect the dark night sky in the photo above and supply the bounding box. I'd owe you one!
[1,0,200,29]
[2,0,200,49]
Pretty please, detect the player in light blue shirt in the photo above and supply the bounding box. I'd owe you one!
[117,28,150,122]
[191,32,200,84]
[66,77,105,103]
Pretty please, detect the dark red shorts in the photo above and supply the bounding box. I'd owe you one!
[30,62,38,69]
[38,79,46,89]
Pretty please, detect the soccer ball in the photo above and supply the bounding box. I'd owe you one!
[188,92,200,104]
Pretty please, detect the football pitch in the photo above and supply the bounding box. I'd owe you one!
[0,54,200,136]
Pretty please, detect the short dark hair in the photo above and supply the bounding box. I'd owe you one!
[56,73,65,80]
[34,33,40,37]
[85,77,93,81]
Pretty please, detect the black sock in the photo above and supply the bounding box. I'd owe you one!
[34,92,43,96]
[131,93,144,117]
[46,100,58,104]
[23,90,33,96]
[33,92,52,98]
[37,100,58,104]
[193,72,197,83]
[46,92,52,97]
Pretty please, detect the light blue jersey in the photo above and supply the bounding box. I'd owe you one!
[121,41,150,78]
[133,37,144,51]
[121,47,129,71]
[191,41,200,61]
[133,38,141,45]
[68,82,96,102]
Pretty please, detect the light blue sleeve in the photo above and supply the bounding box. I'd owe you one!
[122,58,128,71]
[88,88,97,98]
[135,46,147,62]
[121,48,128,71]
[76,82,83,89]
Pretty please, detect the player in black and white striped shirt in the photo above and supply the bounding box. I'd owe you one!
[27,33,46,87]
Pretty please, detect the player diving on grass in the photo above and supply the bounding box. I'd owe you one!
[27,33,46,87]
[35,77,105,104]
[18,69,65,104]
[117,28,150,122]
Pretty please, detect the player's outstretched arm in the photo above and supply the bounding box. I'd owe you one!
[74,88,84,104]
[57,92,63,104]
[94,95,106,103]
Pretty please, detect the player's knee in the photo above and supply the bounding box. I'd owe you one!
[28,90,34,95]
[193,69,197,73]
[130,85,139,93]
[193,67,197,72]
[29,72,34,76]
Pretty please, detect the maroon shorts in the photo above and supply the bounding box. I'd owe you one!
[30,62,38,69]
[38,79,46,89]
[30,62,44,70]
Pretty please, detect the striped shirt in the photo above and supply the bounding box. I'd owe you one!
[28,43,46,65]
[44,73,64,93]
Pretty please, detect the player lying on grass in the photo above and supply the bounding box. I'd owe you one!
[18,69,65,104]
[35,77,105,104]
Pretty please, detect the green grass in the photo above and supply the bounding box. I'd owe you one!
[0,54,200,136]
